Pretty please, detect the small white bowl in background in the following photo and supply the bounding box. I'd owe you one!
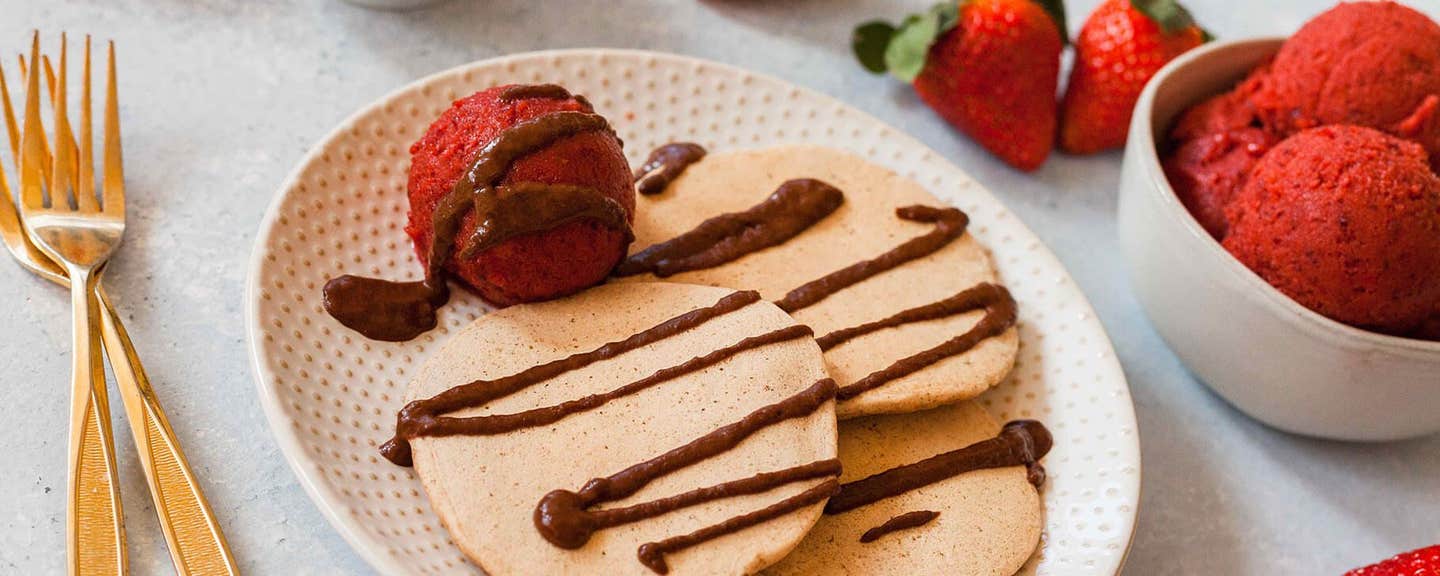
[1118,37,1440,441]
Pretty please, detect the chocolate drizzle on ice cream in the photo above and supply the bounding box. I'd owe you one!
[323,87,629,342]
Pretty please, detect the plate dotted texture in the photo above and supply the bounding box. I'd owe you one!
[247,49,1140,576]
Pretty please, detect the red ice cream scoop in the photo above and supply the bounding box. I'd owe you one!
[1223,125,1440,336]
[404,85,635,306]
[1253,1,1440,165]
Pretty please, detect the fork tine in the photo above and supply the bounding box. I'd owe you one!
[42,54,57,108]
[46,46,82,196]
[0,62,18,170]
[78,36,93,207]
[51,36,80,209]
[18,53,55,185]
[18,33,45,210]
[101,40,121,217]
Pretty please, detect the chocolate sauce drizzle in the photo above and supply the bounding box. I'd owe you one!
[534,378,840,573]
[322,88,625,342]
[825,283,1017,401]
[451,111,622,259]
[466,182,633,255]
[618,187,1012,403]
[824,420,1052,516]
[774,205,969,314]
[858,510,939,543]
[403,323,811,465]
[638,478,840,574]
[380,290,763,466]
[634,142,707,196]
[615,178,844,278]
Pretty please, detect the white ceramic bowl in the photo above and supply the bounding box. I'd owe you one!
[1118,37,1440,441]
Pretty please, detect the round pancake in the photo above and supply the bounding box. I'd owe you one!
[407,282,838,575]
[765,401,1043,576]
[624,145,1019,419]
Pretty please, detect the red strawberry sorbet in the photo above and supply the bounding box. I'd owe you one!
[1222,126,1440,335]
[1164,2,1440,241]
[1163,68,1277,238]
[405,86,634,306]
[1252,1,1440,165]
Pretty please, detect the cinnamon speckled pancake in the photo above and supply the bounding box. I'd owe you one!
[406,282,838,575]
[765,401,1044,576]
[623,145,1020,419]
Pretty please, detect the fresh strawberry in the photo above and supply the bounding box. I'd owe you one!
[1059,0,1209,154]
[853,0,1067,172]
[1346,545,1440,576]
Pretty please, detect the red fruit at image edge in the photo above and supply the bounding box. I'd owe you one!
[914,0,1065,171]
[1060,0,1208,154]
[1346,544,1440,576]
[405,85,635,306]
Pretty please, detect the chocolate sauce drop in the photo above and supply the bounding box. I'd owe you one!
[498,83,576,103]
[634,142,706,196]
[321,276,448,343]
[858,510,939,543]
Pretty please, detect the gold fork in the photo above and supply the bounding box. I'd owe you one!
[3,33,238,576]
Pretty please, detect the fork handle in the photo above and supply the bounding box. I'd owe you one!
[65,267,127,576]
[96,285,239,576]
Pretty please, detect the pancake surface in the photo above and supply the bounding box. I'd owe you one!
[625,145,1019,418]
[765,401,1044,576]
[406,282,838,575]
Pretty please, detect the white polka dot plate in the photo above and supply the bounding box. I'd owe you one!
[246,49,1140,576]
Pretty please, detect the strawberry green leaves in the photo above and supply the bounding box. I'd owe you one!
[852,21,897,74]
[852,2,959,82]
[1034,0,1070,44]
[1131,0,1202,35]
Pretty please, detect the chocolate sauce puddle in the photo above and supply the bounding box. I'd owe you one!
[321,276,449,342]
[614,178,844,278]
[380,290,761,466]
[775,205,968,313]
[827,283,1017,401]
[323,95,626,342]
[534,378,839,573]
[634,142,707,196]
[859,510,939,543]
[825,420,1051,515]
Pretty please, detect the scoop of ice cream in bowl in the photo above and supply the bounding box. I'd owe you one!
[1118,1,1440,441]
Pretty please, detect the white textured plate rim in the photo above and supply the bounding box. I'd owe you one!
[245,47,1140,576]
